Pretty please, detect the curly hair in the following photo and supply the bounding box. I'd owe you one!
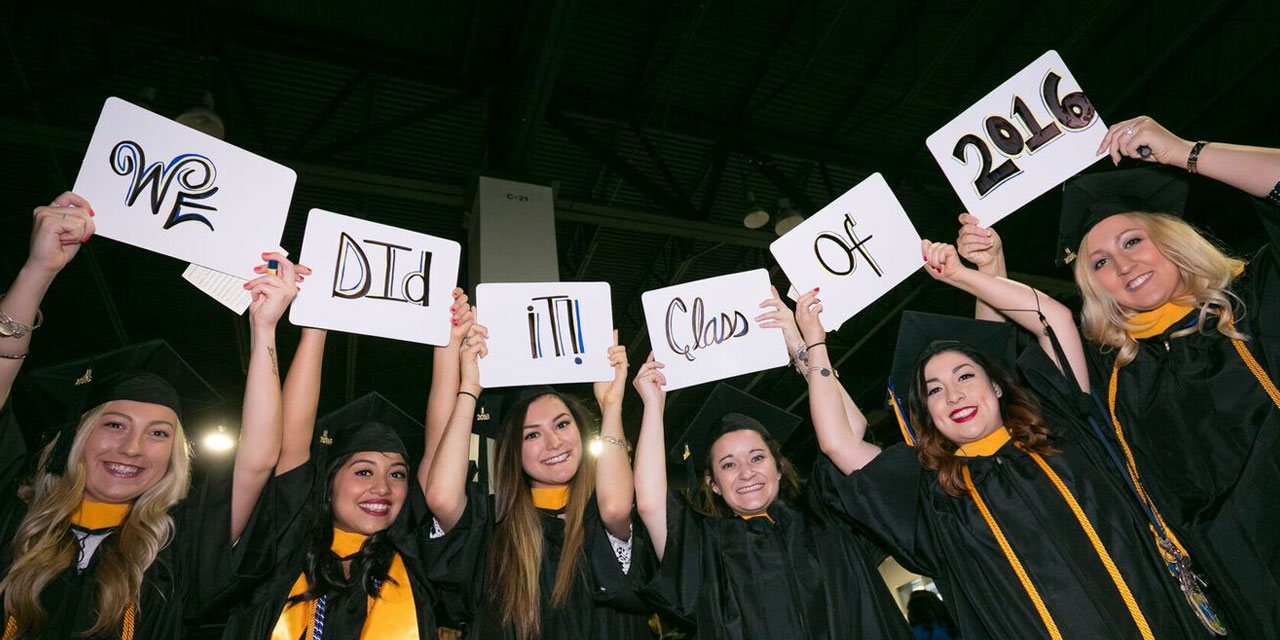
[906,342,1057,496]
[1074,212,1247,366]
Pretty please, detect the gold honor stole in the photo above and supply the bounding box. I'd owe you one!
[272,529,418,640]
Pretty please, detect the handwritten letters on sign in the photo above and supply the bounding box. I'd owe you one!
[926,50,1105,226]
[73,97,295,276]
[290,209,460,345]
[477,282,615,388]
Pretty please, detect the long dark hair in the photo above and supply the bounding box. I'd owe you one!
[286,452,399,604]
[906,341,1057,496]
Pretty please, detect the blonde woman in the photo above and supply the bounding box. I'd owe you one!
[0,193,300,639]
[957,116,1280,636]
[425,324,650,640]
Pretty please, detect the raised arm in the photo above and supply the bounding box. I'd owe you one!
[794,290,881,474]
[631,353,668,560]
[421,289,473,493]
[955,213,1008,322]
[0,192,95,405]
[233,253,303,540]
[923,240,1090,392]
[277,327,327,475]
[592,331,633,540]
[1099,116,1280,198]
[425,322,487,533]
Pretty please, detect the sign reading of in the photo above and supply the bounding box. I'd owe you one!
[926,50,1106,226]
[290,209,460,345]
[73,97,295,277]
[770,173,922,332]
[477,282,615,388]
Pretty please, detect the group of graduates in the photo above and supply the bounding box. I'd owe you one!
[0,114,1276,640]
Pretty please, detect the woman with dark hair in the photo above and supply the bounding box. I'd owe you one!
[424,323,650,639]
[906,590,959,640]
[219,293,473,640]
[628,291,911,640]
[803,246,1226,638]
[957,116,1280,636]
[0,192,300,639]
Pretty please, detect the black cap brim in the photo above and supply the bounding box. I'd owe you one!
[669,383,802,472]
[1057,167,1189,265]
[314,392,423,468]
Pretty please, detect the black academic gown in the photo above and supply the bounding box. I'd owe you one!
[428,482,652,640]
[1084,196,1280,637]
[815,348,1221,640]
[0,403,255,640]
[636,483,912,640]
[220,462,440,640]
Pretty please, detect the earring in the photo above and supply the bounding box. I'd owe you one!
[994,385,1003,398]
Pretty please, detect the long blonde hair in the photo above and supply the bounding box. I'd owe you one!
[1075,212,1247,366]
[489,391,597,640]
[0,402,192,637]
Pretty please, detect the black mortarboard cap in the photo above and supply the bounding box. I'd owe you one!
[669,383,802,473]
[313,392,421,468]
[1057,167,1189,265]
[887,312,1017,445]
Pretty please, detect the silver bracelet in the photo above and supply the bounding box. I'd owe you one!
[595,435,633,453]
[0,299,42,339]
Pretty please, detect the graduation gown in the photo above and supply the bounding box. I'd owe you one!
[220,462,441,640]
[1084,196,1280,637]
[817,345,1221,640]
[636,483,912,640]
[0,403,254,639]
[428,482,651,640]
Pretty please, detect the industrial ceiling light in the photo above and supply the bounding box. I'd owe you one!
[202,425,235,452]
[742,191,770,229]
[773,198,804,236]
[175,91,226,140]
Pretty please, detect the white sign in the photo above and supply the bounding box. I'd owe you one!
[926,50,1106,226]
[477,282,615,388]
[73,97,295,277]
[290,209,460,345]
[182,246,287,315]
[641,269,789,391]
[770,174,921,332]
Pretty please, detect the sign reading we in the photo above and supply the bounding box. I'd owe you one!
[926,50,1106,226]
[641,269,789,391]
[290,209,460,345]
[73,97,295,277]
[770,174,922,332]
[476,282,615,388]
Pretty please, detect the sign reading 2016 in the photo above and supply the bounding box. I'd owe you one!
[926,50,1106,226]
[290,209,461,346]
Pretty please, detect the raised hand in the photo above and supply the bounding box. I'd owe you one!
[594,330,629,409]
[956,213,1003,272]
[921,239,966,283]
[459,321,489,394]
[756,285,803,356]
[793,288,825,346]
[245,252,305,330]
[449,288,474,345]
[27,192,96,276]
[1097,116,1192,168]
[632,352,667,407]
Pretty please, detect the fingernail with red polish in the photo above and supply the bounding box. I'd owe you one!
[242,283,251,289]
[89,208,95,217]
[254,266,266,273]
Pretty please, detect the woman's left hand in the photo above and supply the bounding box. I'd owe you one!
[1097,116,1193,168]
[793,288,826,346]
[245,252,306,329]
[756,286,803,356]
[594,331,629,409]
[921,240,966,283]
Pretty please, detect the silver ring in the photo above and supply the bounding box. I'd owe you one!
[1123,126,1136,137]
[463,337,471,346]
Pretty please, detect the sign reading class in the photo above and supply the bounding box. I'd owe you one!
[73,97,295,277]
[290,209,461,345]
[770,173,922,332]
[476,282,615,388]
[926,50,1106,226]
[641,269,789,391]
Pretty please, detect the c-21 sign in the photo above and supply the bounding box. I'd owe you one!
[290,209,460,345]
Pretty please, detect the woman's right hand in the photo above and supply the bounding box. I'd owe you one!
[956,213,1002,272]
[26,192,96,277]
[449,288,474,346]
[632,352,667,407]
[459,321,488,394]
[793,288,825,346]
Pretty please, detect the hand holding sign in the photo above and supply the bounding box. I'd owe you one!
[632,353,668,407]
[593,332,629,409]
[245,252,302,331]
[1096,116,1193,168]
[926,50,1105,226]
[27,192,96,277]
[955,213,1003,271]
[460,322,490,394]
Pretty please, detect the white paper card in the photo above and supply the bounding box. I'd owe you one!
[289,209,460,345]
[477,282,615,388]
[73,97,295,277]
[770,173,922,332]
[926,50,1106,226]
[182,248,288,315]
[641,269,789,391]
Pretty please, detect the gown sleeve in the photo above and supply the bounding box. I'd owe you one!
[582,497,650,613]
[810,444,940,576]
[634,492,704,626]
[424,481,494,626]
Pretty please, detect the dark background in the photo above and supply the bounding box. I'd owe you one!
[2,1,1278,483]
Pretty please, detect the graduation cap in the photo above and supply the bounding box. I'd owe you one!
[1057,168,1189,265]
[313,392,423,469]
[668,383,802,474]
[25,340,222,475]
[887,312,1017,446]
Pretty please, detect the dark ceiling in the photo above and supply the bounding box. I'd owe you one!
[3,1,1279,467]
